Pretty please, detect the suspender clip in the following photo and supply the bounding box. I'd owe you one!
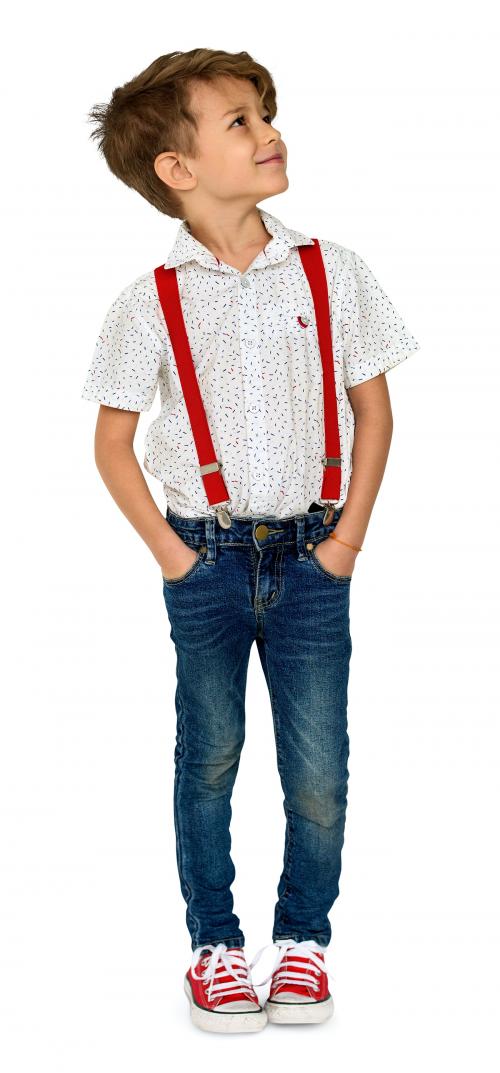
[215,505,232,529]
[321,459,341,523]
[322,503,335,525]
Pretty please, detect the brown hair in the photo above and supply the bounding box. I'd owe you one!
[86,48,278,220]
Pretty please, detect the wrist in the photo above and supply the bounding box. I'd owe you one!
[329,530,363,553]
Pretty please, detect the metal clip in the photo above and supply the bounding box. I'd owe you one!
[215,505,232,529]
[200,461,232,527]
[322,502,336,525]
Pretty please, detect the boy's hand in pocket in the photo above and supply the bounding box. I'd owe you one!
[160,537,199,581]
[314,536,356,578]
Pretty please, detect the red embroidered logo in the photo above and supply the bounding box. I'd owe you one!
[297,315,309,328]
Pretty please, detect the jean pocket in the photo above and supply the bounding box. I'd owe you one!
[162,544,206,586]
[308,543,352,584]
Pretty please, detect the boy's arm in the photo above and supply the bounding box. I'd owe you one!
[320,373,393,575]
[92,405,197,578]
[320,243,419,574]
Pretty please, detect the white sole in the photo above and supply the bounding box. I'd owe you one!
[265,994,334,1024]
[184,976,268,1033]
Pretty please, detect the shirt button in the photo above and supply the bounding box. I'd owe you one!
[240,276,251,287]
[243,337,256,347]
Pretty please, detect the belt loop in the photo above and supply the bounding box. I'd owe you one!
[295,515,308,560]
[204,516,217,564]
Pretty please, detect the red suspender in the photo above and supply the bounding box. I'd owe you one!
[154,237,341,523]
[153,263,231,518]
[297,238,341,508]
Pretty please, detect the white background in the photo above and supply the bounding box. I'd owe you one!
[1,0,499,1067]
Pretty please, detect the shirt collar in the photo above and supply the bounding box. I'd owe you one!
[163,207,315,272]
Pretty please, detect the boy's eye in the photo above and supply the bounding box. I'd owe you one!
[231,113,273,128]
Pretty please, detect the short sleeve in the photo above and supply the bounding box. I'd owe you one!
[81,274,164,412]
[340,249,420,389]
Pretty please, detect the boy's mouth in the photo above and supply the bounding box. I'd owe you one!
[257,154,284,165]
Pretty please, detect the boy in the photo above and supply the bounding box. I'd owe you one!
[81,49,420,1034]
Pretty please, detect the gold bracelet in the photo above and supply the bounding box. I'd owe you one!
[329,531,363,553]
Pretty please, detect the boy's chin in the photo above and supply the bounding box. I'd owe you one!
[257,174,289,195]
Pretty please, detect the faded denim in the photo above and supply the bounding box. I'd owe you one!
[161,504,352,952]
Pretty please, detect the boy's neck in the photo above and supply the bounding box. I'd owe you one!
[184,205,272,273]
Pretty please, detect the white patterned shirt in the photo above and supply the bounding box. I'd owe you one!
[81,208,420,518]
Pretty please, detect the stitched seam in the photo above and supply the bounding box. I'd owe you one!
[162,549,205,585]
[310,547,351,582]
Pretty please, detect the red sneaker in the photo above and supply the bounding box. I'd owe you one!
[184,942,268,1033]
[250,938,335,1024]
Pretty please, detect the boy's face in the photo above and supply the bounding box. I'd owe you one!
[156,75,288,210]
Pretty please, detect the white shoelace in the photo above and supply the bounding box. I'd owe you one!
[249,938,333,991]
[191,943,257,1001]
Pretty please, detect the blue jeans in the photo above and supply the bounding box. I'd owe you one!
[161,504,352,952]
